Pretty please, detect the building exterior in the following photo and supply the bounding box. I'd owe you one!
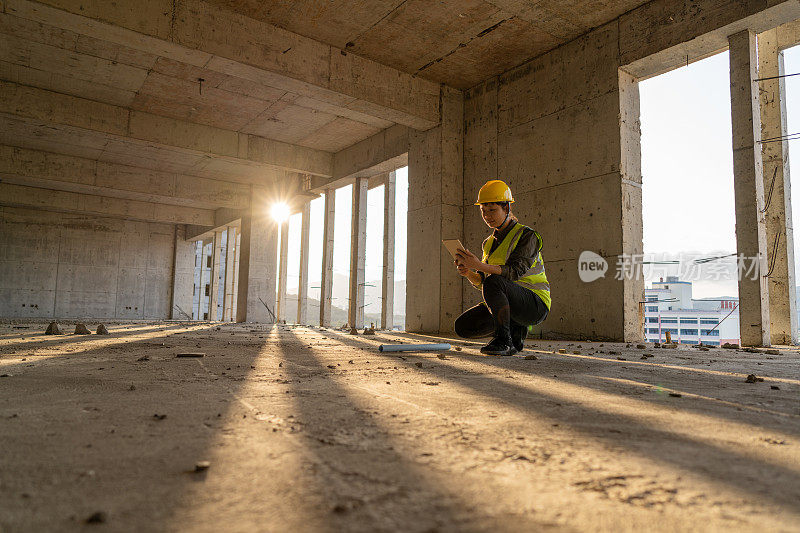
[644,276,739,346]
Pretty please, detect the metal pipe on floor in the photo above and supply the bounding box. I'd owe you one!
[378,343,451,352]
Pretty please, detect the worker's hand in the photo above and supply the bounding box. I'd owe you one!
[454,260,470,277]
[455,248,482,271]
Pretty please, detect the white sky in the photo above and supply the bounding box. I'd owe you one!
[640,45,800,298]
[282,168,409,297]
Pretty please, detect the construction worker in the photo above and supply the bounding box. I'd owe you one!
[453,180,550,355]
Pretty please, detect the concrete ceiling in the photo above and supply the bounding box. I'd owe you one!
[0,0,650,223]
[0,22,393,154]
[204,0,652,89]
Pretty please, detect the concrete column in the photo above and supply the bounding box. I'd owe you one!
[208,229,223,321]
[197,241,209,319]
[407,86,464,333]
[297,201,311,324]
[236,188,279,323]
[169,224,195,320]
[382,171,396,330]
[348,177,368,330]
[758,29,797,345]
[619,70,646,342]
[276,221,289,323]
[222,226,237,322]
[232,231,240,319]
[729,30,771,346]
[320,188,335,327]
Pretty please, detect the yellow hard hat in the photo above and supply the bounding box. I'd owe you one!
[475,180,514,205]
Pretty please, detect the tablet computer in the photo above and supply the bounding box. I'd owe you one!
[442,239,466,261]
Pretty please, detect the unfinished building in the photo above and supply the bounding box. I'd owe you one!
[2,0,800,344]
[2,1,800,531]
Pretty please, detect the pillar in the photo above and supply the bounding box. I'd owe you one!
[170,224,195,320]
[407,86,464,333]
[236,187,279,323]
[320,187,335,327]
[208,229,223,321]
[222,226,237,322]
[729,30,770,346]
[619,70,646,342]
[381,171,396,330]
[276,221,289,323]
[197,240,209,320]
[349,177,368,330]
[297,201,311,324]
[758,28,797,345]
[232,231,240,319]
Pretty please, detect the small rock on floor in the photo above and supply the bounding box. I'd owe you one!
[74,323,91,335]
[45,322,62,335]
[745,374,764,383]
[96,324,109,335]
[85,511,106,524]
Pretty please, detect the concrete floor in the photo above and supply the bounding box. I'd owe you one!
[1,322,799,532]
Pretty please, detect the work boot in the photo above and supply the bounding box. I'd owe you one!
[480,337,517,356]
[511,322,527,353]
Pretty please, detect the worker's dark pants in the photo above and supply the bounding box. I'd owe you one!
[454,274,548,340]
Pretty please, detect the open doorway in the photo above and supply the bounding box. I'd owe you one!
[639,51,740,346]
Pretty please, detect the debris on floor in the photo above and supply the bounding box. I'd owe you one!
[74,323,91,335]
[745,374,765,383]
[45,322,62,335]
[84,511,107,524]
[96,324,110,335]
[176,353,205,358]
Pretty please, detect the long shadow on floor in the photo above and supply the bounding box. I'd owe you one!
[0,323,270,531]
[277,327,555,531]
[389,331,800,432]
[315,329,800,515]
[0,322,198,352]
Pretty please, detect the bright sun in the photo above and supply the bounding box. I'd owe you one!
[270,202,291,223]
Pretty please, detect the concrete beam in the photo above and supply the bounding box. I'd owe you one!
[777,18,800,50]
[621,0,800,79]
[0,182,214,225]
[758,28,797,345]
[729,30,770,347]
[318,124,410,192]
[0,81,333,177]
[185,208,243,241]
[6,0,440,129]
[0,145,251,210]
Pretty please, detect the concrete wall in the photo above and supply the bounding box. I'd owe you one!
[463,23,644,341]
[407,87,464,333]
[0,206,191,320]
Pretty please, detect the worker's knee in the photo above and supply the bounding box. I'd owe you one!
[454,314,471,338]
[482,274,504,292]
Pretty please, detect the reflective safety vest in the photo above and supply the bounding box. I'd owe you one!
[481,223,551,310]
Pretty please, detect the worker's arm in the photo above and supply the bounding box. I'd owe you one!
[455,261,485,288]
[455,249,502,276]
